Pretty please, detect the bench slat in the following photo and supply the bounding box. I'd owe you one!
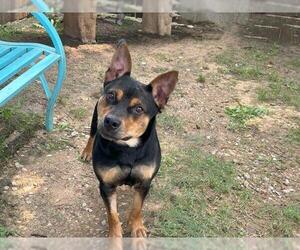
[0,48,43,86]
[0,47,11,57]
[0,47,27,70]
[0,54,60,107]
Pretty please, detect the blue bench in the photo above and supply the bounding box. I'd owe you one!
[0,0,66,131]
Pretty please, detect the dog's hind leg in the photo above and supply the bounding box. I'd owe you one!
[100,183,122,237]
[128,182,150,237]
[81,102,98,161]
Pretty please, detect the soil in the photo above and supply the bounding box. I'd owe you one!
[0,16,299,237]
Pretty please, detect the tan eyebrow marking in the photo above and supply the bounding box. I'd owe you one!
[129,97,141,107]
[115,89,124,101]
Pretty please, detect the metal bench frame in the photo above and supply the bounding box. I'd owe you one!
[0,0,66,131]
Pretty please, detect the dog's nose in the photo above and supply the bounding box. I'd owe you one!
[104,115,121,130]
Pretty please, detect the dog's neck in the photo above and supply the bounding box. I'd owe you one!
[95,117,158,166]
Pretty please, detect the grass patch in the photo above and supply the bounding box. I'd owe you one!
[153,67,169,74]
[259,204,300,237]
[257,79,300,109]
[151,147,240,237]
[215,44,280,80]
[225,105,267,130]
[0,225,13,238]
[70,107,87,120]
[288,126,300,145]
[0,106,42,164]
[216,50,264,80]
[197,74,206,83]
[154,53,172,62]
[0,24,22,40]
[157,113,184,133]
[287,58,300,68]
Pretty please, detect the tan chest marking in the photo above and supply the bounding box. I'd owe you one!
[132,164,156,180]
[96,167,125,184]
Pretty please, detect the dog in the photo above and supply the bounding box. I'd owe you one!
[81,39,178,238]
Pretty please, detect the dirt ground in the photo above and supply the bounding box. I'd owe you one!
[0,15,299,237]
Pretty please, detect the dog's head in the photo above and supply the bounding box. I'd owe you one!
[97,40,178,147]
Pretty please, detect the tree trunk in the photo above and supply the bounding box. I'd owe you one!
[142,13,172,36]
[63,0,97,43]
[63,13,97,43]
[142,0,172,36]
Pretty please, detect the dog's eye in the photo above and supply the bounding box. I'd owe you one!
[135,106,144,114]
[106,92,115,102]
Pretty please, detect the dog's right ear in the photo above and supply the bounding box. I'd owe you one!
[104,39,132,85]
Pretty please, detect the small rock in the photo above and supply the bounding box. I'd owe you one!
[4,186,9,190]
[15,162,23,169]
[26,200,32,204]
[12,181,17,186]
[71,131,78,137]
[82,202,87,207]
[101,220,106,226]
[263,177,269,182]
[283,188,295,194]
[22,167,28,172]
[243,180,249,188]
[284,179,289,185]
[12,187,17,191]
[87,208,93,213]
[187,25,194,29]
[141,62,146,66]
[244,173,251,179]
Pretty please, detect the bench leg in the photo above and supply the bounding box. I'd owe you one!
[39,73,52,100]
[45,61,65,131]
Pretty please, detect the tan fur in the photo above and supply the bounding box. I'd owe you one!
[81,136,95,161]
[132,164,156,180]
[124,115,150,138]
[106,192,122,237]
[98,96,111,117]
[98,167,123,184]
[128,190,148,237]
[115,89,124,101]
[129,97,141,107]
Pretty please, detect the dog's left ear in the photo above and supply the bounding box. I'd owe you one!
[150,71,179,109]
[104,39,132,85]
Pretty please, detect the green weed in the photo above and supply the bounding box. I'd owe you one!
[225,105,267,130]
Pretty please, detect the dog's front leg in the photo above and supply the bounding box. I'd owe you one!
[128,182,150,237]
[81,102,98,161]
[100,183,122,237]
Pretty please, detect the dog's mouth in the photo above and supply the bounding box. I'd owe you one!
[99,129,132,142]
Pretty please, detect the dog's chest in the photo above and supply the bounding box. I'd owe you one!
[95,163,157,186]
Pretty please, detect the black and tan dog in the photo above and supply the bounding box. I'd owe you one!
[81,40,178,238]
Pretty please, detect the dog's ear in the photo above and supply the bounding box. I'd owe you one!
[150,71,178,109]
[104,39,132,85]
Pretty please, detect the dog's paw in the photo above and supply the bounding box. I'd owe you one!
[131,225,148,238]
[81,148,92,162]
[109,226,123,238]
